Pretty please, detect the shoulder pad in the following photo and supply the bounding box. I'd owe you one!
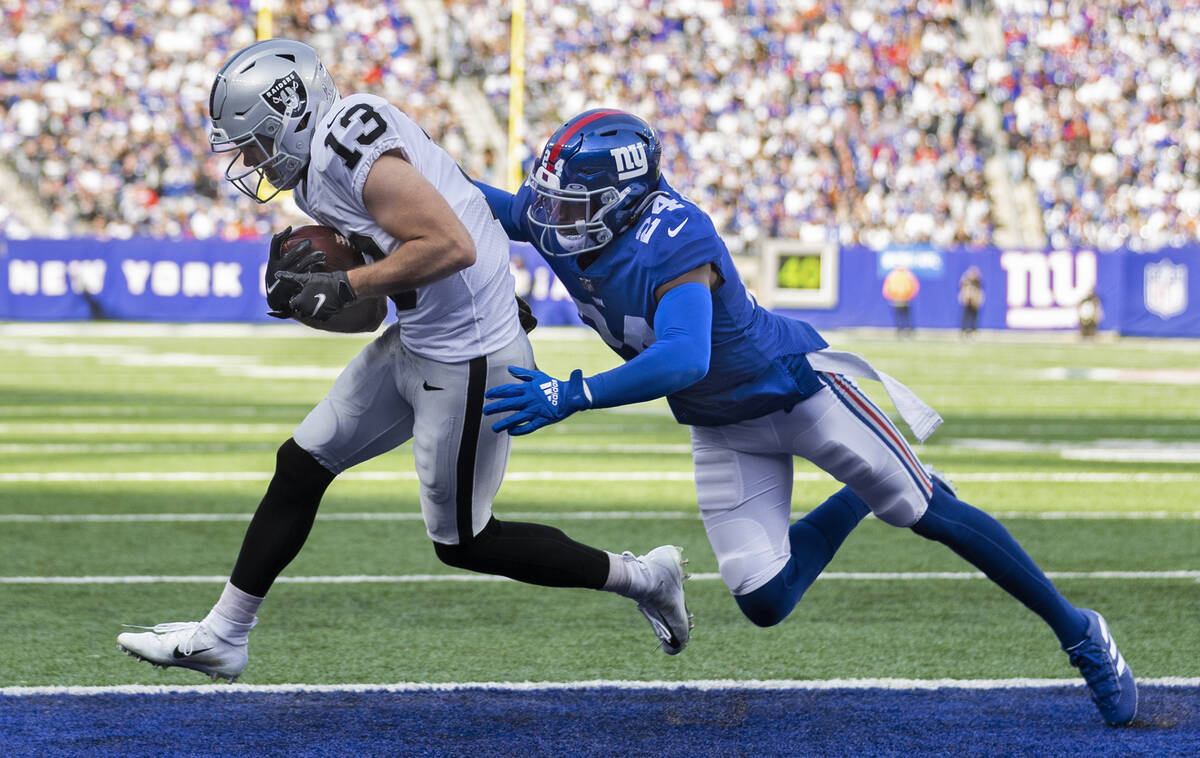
[312,94,402,179]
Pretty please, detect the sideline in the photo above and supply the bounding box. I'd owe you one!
[4,677,1199,697]
[3,571,1197,584]
[2,470,1198,483]
[2,509,1196,523]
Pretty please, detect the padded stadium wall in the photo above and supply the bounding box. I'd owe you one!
[1,238,1197,337]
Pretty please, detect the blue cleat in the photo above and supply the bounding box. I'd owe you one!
[1065,608,1138,726]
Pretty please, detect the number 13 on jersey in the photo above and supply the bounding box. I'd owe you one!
[324,103,386,170]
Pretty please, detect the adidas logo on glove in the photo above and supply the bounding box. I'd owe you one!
[540,379,559,407]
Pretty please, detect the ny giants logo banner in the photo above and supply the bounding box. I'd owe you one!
[999,250,1097,329]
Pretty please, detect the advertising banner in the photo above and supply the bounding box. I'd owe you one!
[0,238,269,322]
[771,245,1177,336]
[1119,249,1199,338]
[1,237,1196,337]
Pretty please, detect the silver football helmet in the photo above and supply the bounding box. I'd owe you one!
[208,39,339,202]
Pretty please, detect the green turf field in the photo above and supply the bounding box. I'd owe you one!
[1,323,1197,687]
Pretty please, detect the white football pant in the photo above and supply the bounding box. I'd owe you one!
[690,374,934,596]
[294,323,533,544]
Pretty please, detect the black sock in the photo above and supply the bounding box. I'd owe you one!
[434,518,611,589]
[230,439,336,596]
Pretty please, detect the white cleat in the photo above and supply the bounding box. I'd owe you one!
[117,621,247,682]
[632,545,693,655]
[923,464,957,497]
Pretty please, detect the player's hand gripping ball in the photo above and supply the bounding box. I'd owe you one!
[275,269,358,321]
[266,225,365,319]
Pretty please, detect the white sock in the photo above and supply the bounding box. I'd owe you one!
[203,581,262,645]
[602,551,649,599]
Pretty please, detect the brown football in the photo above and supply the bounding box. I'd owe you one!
[283,225,365,271]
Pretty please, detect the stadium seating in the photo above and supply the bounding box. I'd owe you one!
[0,0,1195,252]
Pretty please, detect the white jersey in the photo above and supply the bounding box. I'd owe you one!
[294,93,519,362]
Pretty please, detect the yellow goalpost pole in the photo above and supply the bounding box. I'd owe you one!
[256,2,273,41]
[253,2,290,202]
[507,0,527,191]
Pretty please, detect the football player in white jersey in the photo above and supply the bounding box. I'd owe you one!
[116,39,690,681]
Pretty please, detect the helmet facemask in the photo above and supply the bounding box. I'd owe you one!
[523,109,662,258]
[210,115,306,202]
[526,164,629,257]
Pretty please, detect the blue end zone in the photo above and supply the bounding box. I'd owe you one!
[3,686,1196,757]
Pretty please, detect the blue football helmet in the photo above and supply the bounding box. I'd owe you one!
[526,109,663,257]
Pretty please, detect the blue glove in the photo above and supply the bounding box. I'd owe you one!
[483,366,592,435]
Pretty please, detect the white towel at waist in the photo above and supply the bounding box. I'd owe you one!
[806,349,942,442]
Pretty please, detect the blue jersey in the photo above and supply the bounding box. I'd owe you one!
[498,178,828,426]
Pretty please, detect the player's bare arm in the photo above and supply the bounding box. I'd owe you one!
[277,150,476,320]
[350,150,476,297]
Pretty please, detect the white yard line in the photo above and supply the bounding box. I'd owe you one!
[0,424,295,436]
[888,472,1200,483]
[0,340,340,379]
[1061,448,1200,463]
[2,471,1199,484]
[0,511,691,523]
[0,442,691,454]
[0,443,273,454]
[0,407,270,418]
[3,677,1197,697]
[3,571,1196,585]
[990,511,1200,519]
[0,323,326,339]
[1,510,1196,524]
[0,422,674,435]
[7,439,1200,464]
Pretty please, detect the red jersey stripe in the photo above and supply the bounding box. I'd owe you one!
[829,375,931,493]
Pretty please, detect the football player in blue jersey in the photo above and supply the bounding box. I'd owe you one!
[474,109,1137,726]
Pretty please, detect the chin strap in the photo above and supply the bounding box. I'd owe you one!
[621,189,670,234]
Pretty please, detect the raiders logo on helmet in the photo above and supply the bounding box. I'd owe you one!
[261,72,308,118]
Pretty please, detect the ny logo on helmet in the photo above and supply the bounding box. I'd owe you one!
[261,72,308,118]
[610,143,648,181]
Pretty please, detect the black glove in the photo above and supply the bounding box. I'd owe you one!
[275,270,357,321]
[515,295,538,333]
[265,227,327,318]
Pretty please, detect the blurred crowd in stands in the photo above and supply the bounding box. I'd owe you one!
[455,0,995,252]
[0,0,475,240]
[996,0,1200,251]
[0,0,1196,254]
